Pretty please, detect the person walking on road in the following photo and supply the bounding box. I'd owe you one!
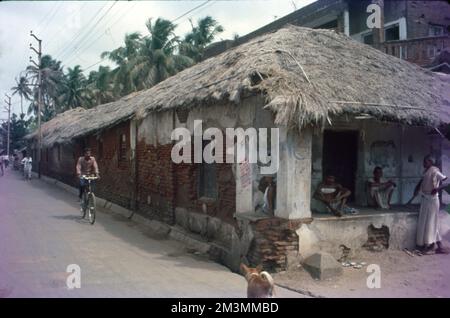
[22,155,33,181]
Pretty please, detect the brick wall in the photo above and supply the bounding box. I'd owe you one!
[86,121,134,209]
[136,141,176,224]
[362,224,390,251]
[135,138,237,226]
[381,35,450,66]
[37,121,134,208]
[173,138,236,225]
[407,0,450,39]
[247,218,302,272]
[35,119,237,229]
[37,142,81,187]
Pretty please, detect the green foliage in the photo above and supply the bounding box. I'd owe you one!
[14,15,224,123]
[1,113,33,151]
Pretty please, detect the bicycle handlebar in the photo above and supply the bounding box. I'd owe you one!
[80,175,99,180]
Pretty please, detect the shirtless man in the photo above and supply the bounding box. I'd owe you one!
[314,174,351,217]
[367,166,396,209]
[414,155,449,254]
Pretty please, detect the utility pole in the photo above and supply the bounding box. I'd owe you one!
[3,94,11,158]
[30,30,42,179]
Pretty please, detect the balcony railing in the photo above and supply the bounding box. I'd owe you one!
[377,35,450,67]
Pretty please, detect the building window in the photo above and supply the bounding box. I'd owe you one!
[363,33,373,45]
[429,24,445,37]
[119,133,127,162]
[199,163,218,199]
[400,46,407,60]
[427,45,437,58]
[385,24,400,41]
[198,141,218,199]
[391,45,396,57]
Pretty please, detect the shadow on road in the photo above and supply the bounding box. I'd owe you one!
[51,214,92,225]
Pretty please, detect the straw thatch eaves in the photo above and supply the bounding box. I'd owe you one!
[27,25,450,147]
[435,73,450,124]
[24,94,138,147]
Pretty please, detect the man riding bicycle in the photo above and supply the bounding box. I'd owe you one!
[76,148,100,202]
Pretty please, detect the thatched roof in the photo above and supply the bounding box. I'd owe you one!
[24,93,139,147]
[436,72,450,124]
[24,107,86,145]
[28,25,450,147]
[135,25,449,127]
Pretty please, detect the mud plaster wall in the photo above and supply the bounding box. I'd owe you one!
[311,119,430,208]
[298,212,418,259]
[136,95,274,265]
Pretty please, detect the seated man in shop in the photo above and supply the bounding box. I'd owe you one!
[367,166,396,209]
[313,174,352,217]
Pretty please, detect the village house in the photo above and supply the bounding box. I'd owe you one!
[26,25,450,272]
[205,0,450,72]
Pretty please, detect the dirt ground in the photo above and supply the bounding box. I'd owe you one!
[274,210,450,298]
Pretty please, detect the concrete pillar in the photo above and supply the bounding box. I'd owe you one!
[371,0,385,46]
[130,119,138,210]
[275,127,312,219]
[337,10,350,36]
[233,136,254,213]
[235,160,253,213]
[344,10,350,36]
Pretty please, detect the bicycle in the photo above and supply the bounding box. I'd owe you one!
[80,175,99,225]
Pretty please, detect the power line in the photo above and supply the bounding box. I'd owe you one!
[52,2,109,58]
[73,0,213,74]
[58,1,118,62]
[37,2,63,35]
[84,59,108,72]
[17,3,58,76]
[45,2,88,48]
[65,1,137,66]
[34,2,59,32]
[56,2,113,60]
[172,0,211,23]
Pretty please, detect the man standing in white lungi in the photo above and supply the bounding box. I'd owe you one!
[414,155,449,254]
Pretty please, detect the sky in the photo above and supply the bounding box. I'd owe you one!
[0,0,316,117]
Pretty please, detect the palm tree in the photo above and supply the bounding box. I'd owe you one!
[59,65,92,110]
[26,55,65,118]
[180,16,224,62]
[87,65,115,106]
[101,32,142,96]
[127,18,193,89]
[11,75,32,115]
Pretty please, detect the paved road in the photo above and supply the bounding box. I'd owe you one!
[0,168,304,298]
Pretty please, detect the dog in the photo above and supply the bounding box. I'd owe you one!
[240,263,275,298]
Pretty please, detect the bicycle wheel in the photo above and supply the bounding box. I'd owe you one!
[81,191,87,219]
[87,193,96,225]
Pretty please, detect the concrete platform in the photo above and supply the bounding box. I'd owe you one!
[299,206,419,260]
